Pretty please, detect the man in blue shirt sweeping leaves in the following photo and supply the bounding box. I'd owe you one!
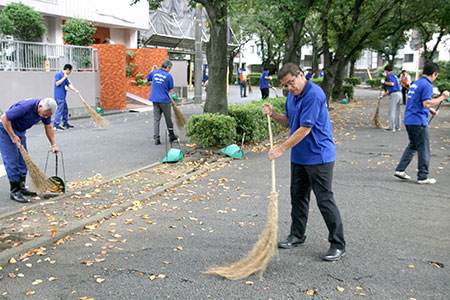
[260,67,272,100]
[382,65,402,132]
[146,60,178,145]
[262,63,346,261]
[394,62,449,184]
[54,64,79,131]
[0,98,59,203]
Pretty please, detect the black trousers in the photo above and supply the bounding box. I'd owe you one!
[401,86,409,105]
[260,88,269,99]
[290,161,345,250]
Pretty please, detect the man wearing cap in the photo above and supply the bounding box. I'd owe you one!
[0,98,59,203]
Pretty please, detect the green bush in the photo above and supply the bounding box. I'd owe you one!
[343,84,354,99]
[366,78,383,88]
[131,74,151,86]
[1,2,46,41]
[311,77,323,85]
[344,77,362,86]
[62,18,96,46]
[186,97,287,147]
[228,97,286,144]
[232,72,281,87]
[185,113,237,147]
[435,81,450,93]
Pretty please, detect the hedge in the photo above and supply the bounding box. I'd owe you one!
[185,97,287,147]
[232,72,281,87]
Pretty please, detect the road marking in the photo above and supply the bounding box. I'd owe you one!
[0,164,6,178]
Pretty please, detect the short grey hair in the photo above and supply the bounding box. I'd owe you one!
[40,98,57,115]
[161,60,173,69]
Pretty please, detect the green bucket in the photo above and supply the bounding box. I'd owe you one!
[96,107,104,114]
[162,148,184,163]
[220,144,244,159]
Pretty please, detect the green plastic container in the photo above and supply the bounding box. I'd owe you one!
[96,107,104,114]
[171,94,179,100]
[162,148,184,163]
[220,144,244,159]
[341,99,349,104]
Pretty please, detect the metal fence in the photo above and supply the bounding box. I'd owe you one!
[0,39,98,72]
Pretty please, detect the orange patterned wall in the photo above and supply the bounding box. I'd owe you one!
[92,26,111,44]
[125,48,167,100]
[92,44,126,110]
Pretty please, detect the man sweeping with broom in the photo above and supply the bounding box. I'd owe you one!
[263,63,346,261]
[0,98,59,203]
[145,60,178,145]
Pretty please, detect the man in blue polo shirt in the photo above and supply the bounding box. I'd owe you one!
[0,98,59,202]
[146,60,177,145]
[262,63,346,261]
[394,62,449,184]
[260,67,272,100]
[382,65,402,132]
[54,64,79,131]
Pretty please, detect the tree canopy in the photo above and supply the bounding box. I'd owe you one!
[62,18,96,46]
[0,2,46,41]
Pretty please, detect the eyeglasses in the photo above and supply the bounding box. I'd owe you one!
[282,74,299,89]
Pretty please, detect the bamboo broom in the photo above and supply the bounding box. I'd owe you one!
[205,114,278,280]
[373,95,386,129]
[78,94,110,128]
[19,145,54,194]
[171,98,188,130]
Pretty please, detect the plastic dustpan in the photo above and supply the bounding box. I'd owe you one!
[220,144,243,159]
[96,107,104,114]
[162,148,184,163]
[171,94,179,100]
[341,99,349,104]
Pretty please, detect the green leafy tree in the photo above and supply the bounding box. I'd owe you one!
[0,2,46,41]
[0,14,15,36]
[62,18,96,46]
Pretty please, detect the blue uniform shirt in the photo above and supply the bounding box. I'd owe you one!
[260,71,270,89]
[285,80,336,165]
[305,72,312,80]
[386,72,401,93]
[404,76,433,126]
[54,71,70,99]
[4,99,52,132]
[146,69,174,103]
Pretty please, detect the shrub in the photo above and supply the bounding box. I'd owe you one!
[343,84,354,99]
[435,81,450,93]
[311,77,323,85]
[366,78,383,88]
[344,77,362,86]
[62,18,96,46]
[185,113,237,147]
[1,2,46,41]
[131,74,151,86]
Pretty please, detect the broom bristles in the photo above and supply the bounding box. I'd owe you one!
[373,98,386,129]
[205,191,278,280]
[171,99,188,129]
[79,95,109,128]
[19,145,54,194]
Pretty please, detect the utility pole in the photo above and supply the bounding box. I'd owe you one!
[194,4,203,104]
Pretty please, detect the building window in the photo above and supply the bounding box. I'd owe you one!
[250,45,255,53]
[404,54,414,63]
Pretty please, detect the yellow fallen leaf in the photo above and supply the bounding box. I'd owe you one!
[25,290,36,295]
[245,281,254,285]
[408,265,415,268]
[9,257,17,264]
[337,286,345,292]
[306,289,315,295]
[356,286,363,291]
[48,277,59,281]
[96,278,105,283]
[32,279,43,285]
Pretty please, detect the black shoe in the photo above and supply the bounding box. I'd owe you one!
[64,124,74,129]
[169,134,178,143]
[321,248,346,261]
[277,235,306,249]
[20,176,37,196]
[54,125,65,131]
[154,138,161,145]
[10,181,29,203]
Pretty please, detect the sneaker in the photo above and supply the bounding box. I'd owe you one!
[169,134,178,143]
[154,139,161,145]
[384,129,395,132]
[418,178,436,184]
[54,125,65,131]
[394,171,411,180]
[64,124,74,129]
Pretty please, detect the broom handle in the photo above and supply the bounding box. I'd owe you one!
[429,101,443,124]
[267,114,276,193]
[77,93,89,106]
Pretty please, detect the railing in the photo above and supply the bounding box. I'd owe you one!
[0,39,98,72]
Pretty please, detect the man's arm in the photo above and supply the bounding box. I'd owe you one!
[67,79,80,94]
[44,123,59,153]
[423,91,449,108]
[55,73,67,87]
[269,126,311,160]
[0,114,20,147]
[262,103,289,128]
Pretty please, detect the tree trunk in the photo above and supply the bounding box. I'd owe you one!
[201,1,228,115]
[311,43,319,78]
[332,60,347,101]
[349,57,356,78]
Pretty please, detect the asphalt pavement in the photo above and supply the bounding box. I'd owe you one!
[0,86,449,299]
